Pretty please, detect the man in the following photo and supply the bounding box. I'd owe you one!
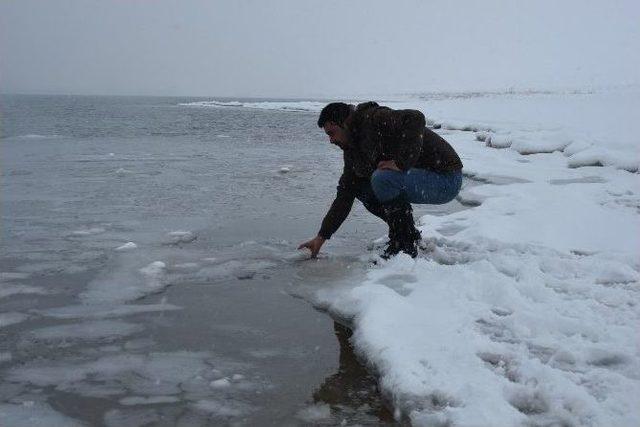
[299,101,463,258]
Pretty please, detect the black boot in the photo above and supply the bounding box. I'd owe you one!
[381,196,419,259]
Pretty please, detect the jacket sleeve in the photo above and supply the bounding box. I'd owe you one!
[390,110,426,171]
[317,171,356,240]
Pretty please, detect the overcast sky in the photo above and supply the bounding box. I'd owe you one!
[1,0,639,98]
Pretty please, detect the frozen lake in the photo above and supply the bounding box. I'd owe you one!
[1,95,468,425]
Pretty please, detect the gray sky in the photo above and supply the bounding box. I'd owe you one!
[1,0,639,98]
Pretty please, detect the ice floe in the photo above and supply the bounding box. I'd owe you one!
[115,242,137,251]
[0,401,84,427]
[0,272,31,281]
[191,399,253,417]
[119,396,179,406]
[165,230,196,244]
[36,303,181,320]
[296,403,332,422]
[0,312,29,329]
[70,227,106,236]
[0,283,47,300]
[28,320,144,342]
[79,260,168,304]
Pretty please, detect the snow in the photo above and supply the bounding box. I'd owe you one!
[309,90,640,426]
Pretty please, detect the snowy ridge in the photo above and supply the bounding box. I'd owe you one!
[409,90,640,173]
[315,93,640,426]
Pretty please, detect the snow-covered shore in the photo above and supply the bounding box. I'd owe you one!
[186,90,639,425]
[320,91,640,426]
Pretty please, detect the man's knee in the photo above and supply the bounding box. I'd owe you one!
[371,169,403,202]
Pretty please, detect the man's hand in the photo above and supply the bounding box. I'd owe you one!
[377,160,401,171]
[298,235,326,258]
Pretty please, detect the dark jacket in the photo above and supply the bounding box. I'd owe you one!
[318,102,463,239]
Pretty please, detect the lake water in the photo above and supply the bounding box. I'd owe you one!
[1,95,469,426]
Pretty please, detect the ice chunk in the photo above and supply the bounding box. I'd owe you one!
[139,261,165,279]
[209,378,231,388]
[104,408,160,427]
[115,168,133,176]
[119,396,179,406]
[282,250,312,261]
[0,312,29,329]
[166,231,196,244]
[296,403,332,422]
[0,283,47,300]
[170,262,200,272]
[36,303,181,319]
[115,242,137,251]
[0,402,84,427]
[80,260,168,304]
[70,227,106,236]
[8,350,215,401]
[191,399,252,417]
[29,320,143,342]
[0,272,31,281]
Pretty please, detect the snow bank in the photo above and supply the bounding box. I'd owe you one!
[392,89,640,173]
[316,90,640,426]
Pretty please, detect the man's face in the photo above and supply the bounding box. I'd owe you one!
[323,122,348,149]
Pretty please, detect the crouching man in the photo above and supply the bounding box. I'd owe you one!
[299,102,463,258]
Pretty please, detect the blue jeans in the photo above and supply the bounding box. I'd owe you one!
[370,168,462,204]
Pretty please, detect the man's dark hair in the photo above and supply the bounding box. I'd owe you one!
[317,102,352,128]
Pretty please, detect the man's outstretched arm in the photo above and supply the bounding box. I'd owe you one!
[298,174,356,257]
